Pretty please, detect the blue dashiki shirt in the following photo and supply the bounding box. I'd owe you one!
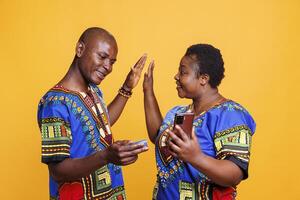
[153,100,256,200]
[37,84,126,200]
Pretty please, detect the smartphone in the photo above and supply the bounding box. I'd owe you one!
[133,139,148,148]
[173,112,194,138]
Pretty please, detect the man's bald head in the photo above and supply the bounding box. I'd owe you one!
[73,27,118,85]
[78,27,117,47]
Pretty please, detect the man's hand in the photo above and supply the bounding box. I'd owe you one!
[122,54,147,91]
[105,140,148,166]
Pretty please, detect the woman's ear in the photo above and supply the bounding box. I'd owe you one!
[75,41,85,57]
[199,74,209,86]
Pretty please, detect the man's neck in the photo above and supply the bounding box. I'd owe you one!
[58,60,90,92]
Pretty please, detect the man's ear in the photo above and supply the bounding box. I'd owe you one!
[199,74,209,86]
[75,41,85,57]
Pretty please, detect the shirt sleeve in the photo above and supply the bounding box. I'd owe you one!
[213,108,256,179]
[38,100,72,164]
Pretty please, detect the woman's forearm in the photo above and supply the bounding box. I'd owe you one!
[144,89,163,143]
[190,153,243,187]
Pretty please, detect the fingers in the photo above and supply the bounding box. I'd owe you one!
[144,72,148,79]
[168,137,181,154]
[114,140,130,145]
[119,141,147,151]
[174,125,189,142]
[111,140,148,158]
[134,54,147,70]
[120,155,138,165]
[119,147,148,158]
[135,53,147,65]
[168,128,186,146]
[191,127,196,140]
[148,60,155,77]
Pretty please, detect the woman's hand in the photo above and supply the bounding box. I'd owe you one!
[168,125,243,187]
[122,54,147,91]
[143,60,163,143]
[168,125,203,164]
[143,60,155,93]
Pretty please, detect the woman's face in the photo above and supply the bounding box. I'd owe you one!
[174,55,202,99]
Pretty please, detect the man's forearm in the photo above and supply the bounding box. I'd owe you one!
[48,150,108,183]
[108,93,129,126]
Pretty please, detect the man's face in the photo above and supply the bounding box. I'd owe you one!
[78,36,118,85]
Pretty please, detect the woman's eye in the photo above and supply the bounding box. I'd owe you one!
[180,70,187,75]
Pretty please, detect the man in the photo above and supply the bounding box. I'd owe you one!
[38,27,148,199]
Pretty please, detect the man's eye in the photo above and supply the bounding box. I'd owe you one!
[98,54,106,59]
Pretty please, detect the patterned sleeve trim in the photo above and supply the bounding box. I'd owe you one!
[40,117,72,164]
[214,125,252,179]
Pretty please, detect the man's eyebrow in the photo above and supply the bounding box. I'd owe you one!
[97,51,109,56]
[97,51,116,62]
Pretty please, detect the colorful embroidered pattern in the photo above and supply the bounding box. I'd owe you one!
[40,117,72,163]
[179,181,197,200]
[214,125,252,162]
[156,106,187,188]
[38,84,125,200]
[154,100,256,200]
[82,165,126,200]
[52,85,113,148]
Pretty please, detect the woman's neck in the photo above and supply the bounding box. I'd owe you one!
[192,89,224,115]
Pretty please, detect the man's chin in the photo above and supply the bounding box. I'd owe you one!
[91,78,103,85]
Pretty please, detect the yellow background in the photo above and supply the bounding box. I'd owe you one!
[1,0,299,199]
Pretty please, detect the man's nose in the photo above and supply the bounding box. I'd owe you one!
[103,59,113,72]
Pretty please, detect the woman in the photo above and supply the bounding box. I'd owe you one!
[143,44,256,199]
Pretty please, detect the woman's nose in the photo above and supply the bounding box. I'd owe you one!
[174,72,179,80]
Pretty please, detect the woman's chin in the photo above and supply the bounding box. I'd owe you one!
[177,92,185,98]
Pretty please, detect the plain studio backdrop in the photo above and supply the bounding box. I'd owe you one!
[0,0,299,199]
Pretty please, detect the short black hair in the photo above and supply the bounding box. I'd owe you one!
[185,44,225,88]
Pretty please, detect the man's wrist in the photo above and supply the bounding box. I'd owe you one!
[121,84,132,92]
[100,148,110,165]
[118,85,132,98]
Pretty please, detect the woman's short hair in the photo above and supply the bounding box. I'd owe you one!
[185,44,225,88]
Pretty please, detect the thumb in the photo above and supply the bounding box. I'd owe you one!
[191,127,196,140]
